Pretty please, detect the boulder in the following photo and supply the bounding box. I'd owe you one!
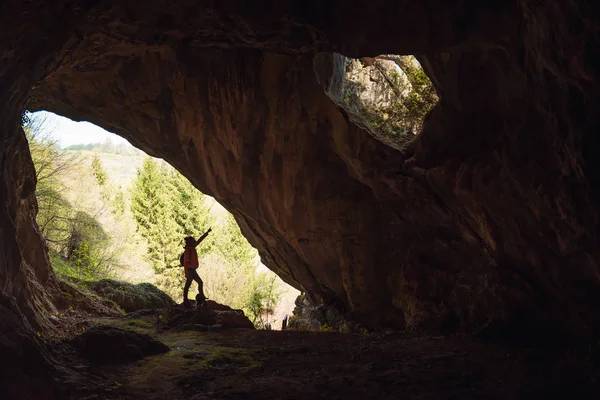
[68,325,170,364]
[158,301,254,331]
[86,279,175,312]
[320,54,437,149]
[52,277,123,316]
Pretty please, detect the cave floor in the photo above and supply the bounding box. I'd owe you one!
[51,313,600,400]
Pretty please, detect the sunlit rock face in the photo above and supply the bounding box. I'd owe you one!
[1,1,600,365]
[320,54,437,150]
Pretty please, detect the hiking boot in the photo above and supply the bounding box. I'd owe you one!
[195,294,207,307]
[183,299,192,308]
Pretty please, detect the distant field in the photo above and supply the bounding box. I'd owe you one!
[68,149,229,220]
[66,150,145,189]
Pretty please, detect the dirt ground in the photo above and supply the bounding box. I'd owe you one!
[51,312,600,400]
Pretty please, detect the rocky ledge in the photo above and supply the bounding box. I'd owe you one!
[158,301,255,331]
[68,325,170,364]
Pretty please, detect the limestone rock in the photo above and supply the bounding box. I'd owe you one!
[0,294,62,399]
[68,325,170,364]
[53,277,124,316]
[87,279,175,312]
[158,301,254,331]
[318,54,426,149]
[288,295,364,333]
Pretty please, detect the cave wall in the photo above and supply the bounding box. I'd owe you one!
[0,2,84,396]
[30,48,406,327]
[1,0,600,344]
[27,45,532,331]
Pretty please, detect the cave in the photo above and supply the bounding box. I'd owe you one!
[3,1,600,398]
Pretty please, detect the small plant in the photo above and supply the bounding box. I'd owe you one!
[339,323,350,334]
[391,71,400,89]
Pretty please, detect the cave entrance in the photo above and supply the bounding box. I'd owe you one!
[22,49,440,336]
[24,110,299,331]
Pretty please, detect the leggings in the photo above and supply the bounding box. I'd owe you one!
[183,269,205,300]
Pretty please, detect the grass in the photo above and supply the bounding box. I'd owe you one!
[90,315,264,396]
[50,250,113,282]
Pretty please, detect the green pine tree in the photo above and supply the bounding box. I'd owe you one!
[167,168,215,257]
[131,157,182,278]
[91,154,108,186]
[215,213,259,269]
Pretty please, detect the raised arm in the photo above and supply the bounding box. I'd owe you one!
[195,228,212,246]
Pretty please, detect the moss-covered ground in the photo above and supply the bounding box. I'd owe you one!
[55,312,600,400]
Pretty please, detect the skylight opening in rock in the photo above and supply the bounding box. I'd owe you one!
[319,54,438,150]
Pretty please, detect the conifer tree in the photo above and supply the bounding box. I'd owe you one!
[91,154,108,186]
[167,168,215,257]
[131,157,182,277]
[215,213,258,270]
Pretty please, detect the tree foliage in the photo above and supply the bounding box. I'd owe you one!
[392,55,438,128]
[91,154,108,186]
[130,158,285,325]
[25,116,116,281]
[337,55,438,148]
[168,168,215,256]
[214,213,258,269]
[26,113,290,327]
[130,157,183,275]
[130,157,218,297]
[201,214,282,325]
[64,139,142,156]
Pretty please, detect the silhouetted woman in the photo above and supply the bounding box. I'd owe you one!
[181,228,211,307]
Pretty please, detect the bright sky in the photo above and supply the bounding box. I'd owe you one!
[30,111,130,148]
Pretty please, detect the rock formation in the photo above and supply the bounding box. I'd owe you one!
[87,279,176,312]
[68,325,170,364]
[158,301,255,331]
[2,6,600,389]
[0,294,62,399]
[322,54,437,149]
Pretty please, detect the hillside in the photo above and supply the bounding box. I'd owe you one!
[66,146,230,221]
[60,142,298,326]
[68,150,145,189]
